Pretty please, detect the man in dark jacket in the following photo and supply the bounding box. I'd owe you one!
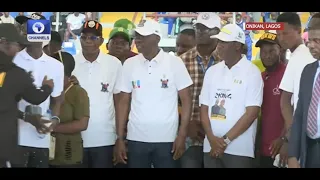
[0,23,54,167]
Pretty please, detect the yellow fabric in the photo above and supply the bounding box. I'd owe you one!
[252,59,265,72]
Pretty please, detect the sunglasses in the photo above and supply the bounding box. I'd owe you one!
[80,35,101,41]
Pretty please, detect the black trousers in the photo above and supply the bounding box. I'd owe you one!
[127,140,178,168]
[306,137,320,168]
[259,156,276,168]
[83,145,114,168]
[203,153,254,168]
[50,164,83,168]
[15,146,49,168]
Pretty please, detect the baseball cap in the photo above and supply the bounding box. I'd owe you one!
[255,32,279,47]
[211,24,245,44]
[114,19,136,30]
[82,20,103,37]
[0,23,27,44]
[134,19,161,38]
[15,13,46,25]
[109,27,131,43]
[194,12,221,29]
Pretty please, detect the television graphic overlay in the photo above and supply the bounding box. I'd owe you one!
[27,20,51,42]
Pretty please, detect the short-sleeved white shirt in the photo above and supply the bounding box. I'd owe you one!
[279,44,316,110]
[200,56,263,158]
[73,52,122,148]
[66,13,86,31]
[13,49,64,148]
[117,50,193,143]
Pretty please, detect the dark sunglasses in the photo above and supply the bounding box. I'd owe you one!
[80,35,101,41]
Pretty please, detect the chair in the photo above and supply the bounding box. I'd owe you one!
[62,41,77,55]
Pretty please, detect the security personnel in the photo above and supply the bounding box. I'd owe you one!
[0,24,54,167]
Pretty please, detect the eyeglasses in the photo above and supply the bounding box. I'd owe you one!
[80,35,101,41]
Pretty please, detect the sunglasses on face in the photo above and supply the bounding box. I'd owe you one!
[80,35,101,41]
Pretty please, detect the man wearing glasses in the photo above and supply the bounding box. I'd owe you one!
[72,20,122,168]
[179,12,222,168]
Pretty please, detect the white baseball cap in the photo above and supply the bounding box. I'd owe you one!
[134,19,162,38]
[194,12,221,29]
[211,24,245,44]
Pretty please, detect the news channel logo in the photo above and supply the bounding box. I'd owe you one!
[27,20,51,42]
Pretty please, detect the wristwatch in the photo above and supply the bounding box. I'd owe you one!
[51,116,60,124]
[223,135,231,145]
[281,136,288,143]
[116,135,126,141]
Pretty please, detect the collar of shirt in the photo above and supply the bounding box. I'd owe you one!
[263,62,286,78]
[79,51,102,64]
[19,49,47,62]
[140,49,164,65]
[290,44,306,57]
[180,47,221,64]
[222,55,247,71]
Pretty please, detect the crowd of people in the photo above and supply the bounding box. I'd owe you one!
[0,11,320,168]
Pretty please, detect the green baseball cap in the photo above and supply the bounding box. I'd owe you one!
[109,27,131,43]
[113,19,135,30]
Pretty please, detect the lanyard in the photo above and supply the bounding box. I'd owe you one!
[196,55,215,74]
[64,84,74,94]
[58,51,63,64]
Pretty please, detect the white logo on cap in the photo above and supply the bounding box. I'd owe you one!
[138,19,146,27]
[237,32,243,39]
[202,13,210,20]
[31,14,41,20]
[88,21,96,28]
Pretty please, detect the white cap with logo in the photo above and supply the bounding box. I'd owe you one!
[211,24,245,44]
[134,19,162,38]
[194,12,221,29]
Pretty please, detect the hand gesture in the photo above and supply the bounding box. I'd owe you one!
[171,135,186,160]
[269,137,284,158]
[42,76,54,89]
[25,114,52,134]
[208,135,227,158]
[115,139,127,164]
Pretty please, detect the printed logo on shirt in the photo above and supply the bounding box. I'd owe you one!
[273,85,280,96]
[234,79,242,84]
[132,80,141,89]
[0,72,7,87]
[160,74,169,88]
[210,89,232,121]
[101,82,109,92]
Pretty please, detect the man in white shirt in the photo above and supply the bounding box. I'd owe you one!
[276,13,316,152]
[200,24,263,168]
[0,12,15,24]
[64,12,86,41]
[115,19,193,168]
[72,20,122,168]
[12,13,64,168]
